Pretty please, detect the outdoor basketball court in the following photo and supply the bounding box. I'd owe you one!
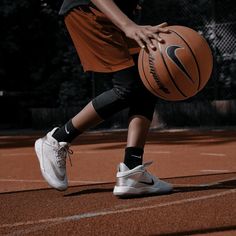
[0,129,236,235]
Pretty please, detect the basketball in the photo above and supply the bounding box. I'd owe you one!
[138,25,213,101]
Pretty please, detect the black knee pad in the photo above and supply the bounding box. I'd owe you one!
[92,60,157,121]
[92,89,129,119]
[92,86,157,121]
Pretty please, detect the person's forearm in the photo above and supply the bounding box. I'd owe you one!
[91,0,136,32]
[91,0,169,49]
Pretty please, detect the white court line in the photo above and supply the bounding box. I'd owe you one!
[200,169,230,173]
[200,153,226,157]
[0,179,108,184]
[1,189,236,229]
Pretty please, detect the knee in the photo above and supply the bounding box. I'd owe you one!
[113,86,134,100]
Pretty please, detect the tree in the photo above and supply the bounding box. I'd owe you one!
[0,0,92,108]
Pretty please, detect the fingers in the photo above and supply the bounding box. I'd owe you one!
[151,23,170,34]
[133,33,147,49]
[133,28,155,50]
[136,37,156,50]
[131,23,169,50]
[142,27,165,45]
[147,23,170,44]
[154,34,165,44]
[134,35,146,49]
[138,30,156,50]
[157,22,168,28]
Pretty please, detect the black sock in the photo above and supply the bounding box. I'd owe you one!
[52,119,82,143]
[124,147,144,170]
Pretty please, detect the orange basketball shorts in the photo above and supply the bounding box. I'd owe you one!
[64,5,140,73]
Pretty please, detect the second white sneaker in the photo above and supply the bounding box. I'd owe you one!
[113,161,173,197]
[35,128,72,191]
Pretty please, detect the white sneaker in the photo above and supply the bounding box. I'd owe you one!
[113,161,173,197]
[34,128,72,191]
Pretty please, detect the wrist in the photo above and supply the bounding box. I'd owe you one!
[121,21,137,35]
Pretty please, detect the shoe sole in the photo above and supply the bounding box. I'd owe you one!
[34,138,67,191]
[113,185,173,197]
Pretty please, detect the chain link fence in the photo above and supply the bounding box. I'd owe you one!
[2,0,236,129]
[78,0,236,129]
[30,0,236,129]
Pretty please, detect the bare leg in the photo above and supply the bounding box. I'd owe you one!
[72,103,152,148]
[126,115,151,148]
[71,101,103,132]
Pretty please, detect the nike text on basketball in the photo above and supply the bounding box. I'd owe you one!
[148,54,170,94]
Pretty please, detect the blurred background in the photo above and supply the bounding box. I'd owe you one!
[0,0,236,132]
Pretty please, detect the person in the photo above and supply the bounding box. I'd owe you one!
[35,0,173,197]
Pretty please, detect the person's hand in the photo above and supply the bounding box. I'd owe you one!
[123,22,170,50]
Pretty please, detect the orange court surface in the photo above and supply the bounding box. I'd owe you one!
[0,129,236,235]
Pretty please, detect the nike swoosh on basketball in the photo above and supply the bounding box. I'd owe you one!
[139,179,155,186]
[166,45,193,82]
[50,160,65,181]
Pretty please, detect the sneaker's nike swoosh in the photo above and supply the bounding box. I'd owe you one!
[131,155,142,159]
[50,160,65,181]
[65,124,70,134]
[139,179,155,186]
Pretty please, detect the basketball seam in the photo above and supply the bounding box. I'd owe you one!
[158,42,187,98]
[148,53,171,94]
[170,29,201,91]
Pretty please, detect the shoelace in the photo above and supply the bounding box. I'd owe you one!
[56,145,73,168]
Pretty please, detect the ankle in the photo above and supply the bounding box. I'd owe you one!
[52,119,82,143]
[124,147,144,169]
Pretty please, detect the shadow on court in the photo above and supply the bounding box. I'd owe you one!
[0,173,236,236]
[64,187,113,197]
[63,173,236,198]
[174,178,236,193]
[152,225,236,236]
